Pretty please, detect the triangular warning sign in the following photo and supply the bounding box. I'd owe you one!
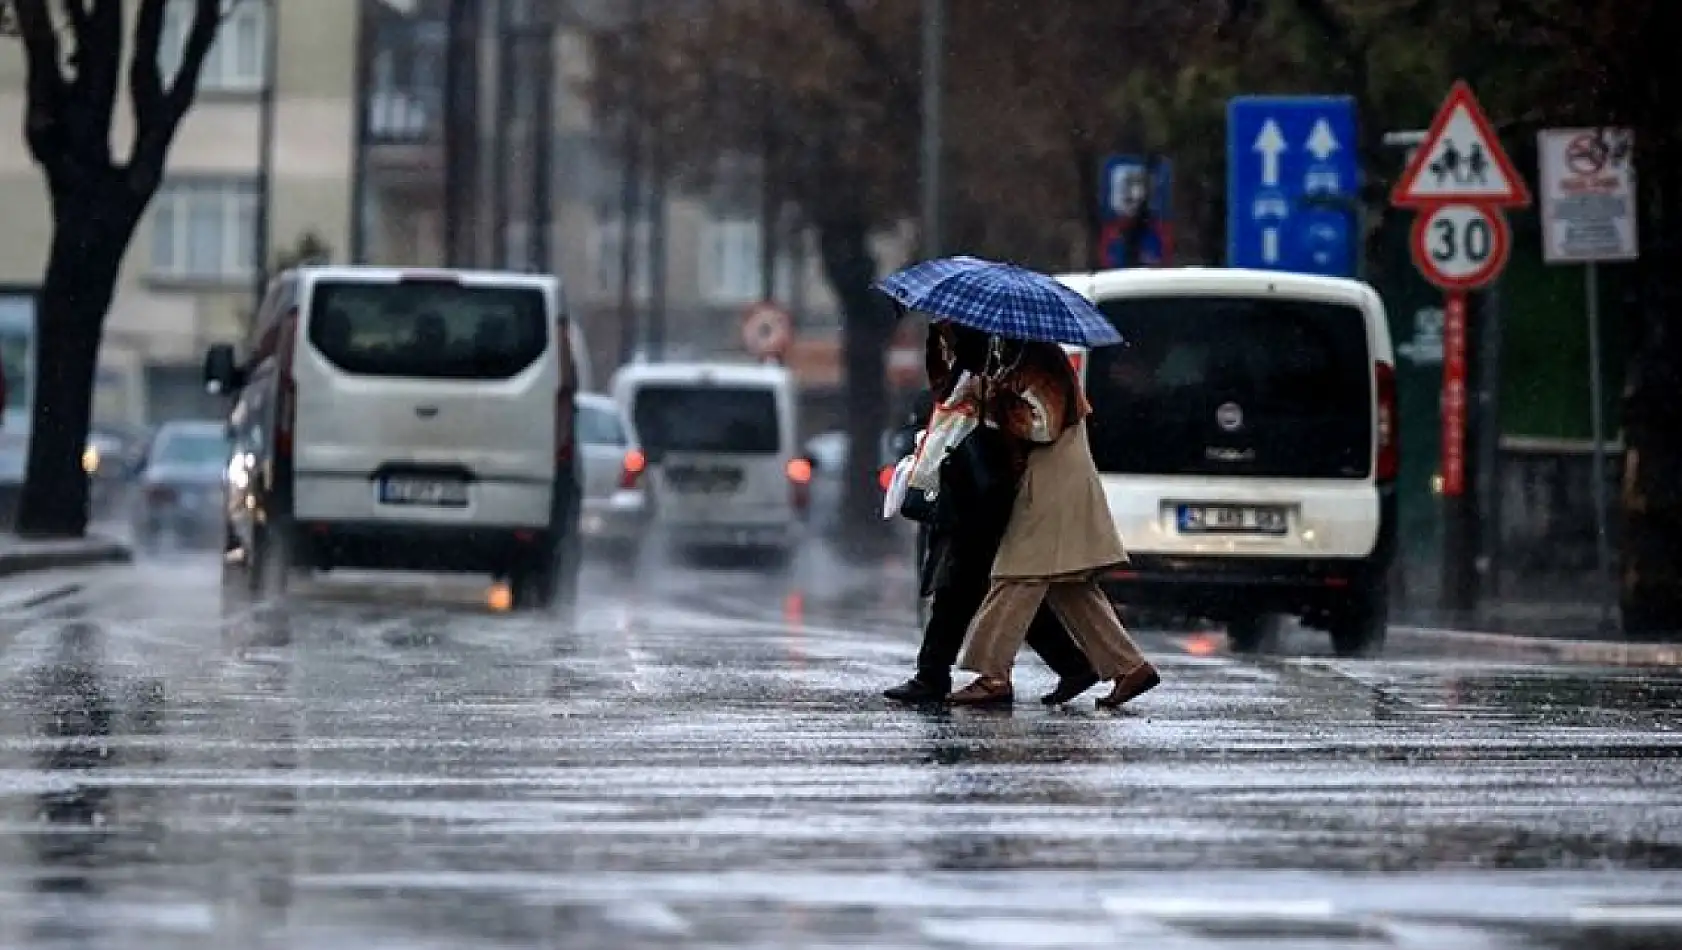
[1391,81,1531,208]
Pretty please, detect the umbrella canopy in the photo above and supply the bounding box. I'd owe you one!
[875,256,1124,347]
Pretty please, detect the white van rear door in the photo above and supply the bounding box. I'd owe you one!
[629,382,792,522]
[290,273,558,487]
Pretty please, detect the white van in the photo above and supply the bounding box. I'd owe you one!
[610,361,805,560]
[203,266,589,611]
[1059,267,1398,656]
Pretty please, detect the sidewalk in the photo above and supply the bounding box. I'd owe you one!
[0,532,132,579]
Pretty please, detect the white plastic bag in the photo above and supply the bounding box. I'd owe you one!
[881,453,914,519]
[904,372,982,501]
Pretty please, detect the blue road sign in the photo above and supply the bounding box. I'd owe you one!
[1226,96,1359,277]
[1099,155,1173,268]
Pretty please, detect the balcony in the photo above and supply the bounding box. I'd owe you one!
[360,17,446,193]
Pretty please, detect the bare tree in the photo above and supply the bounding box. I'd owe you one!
[3,0,225,538]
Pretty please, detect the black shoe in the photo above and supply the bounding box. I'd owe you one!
[884,676,950,704]
[1040,671,1100,705]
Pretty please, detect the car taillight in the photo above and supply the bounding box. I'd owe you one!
[786,457,812,510]
[619,448,646,489]
[1375,360,1398,481]
[878,464,894,491]
[275,309,298,458]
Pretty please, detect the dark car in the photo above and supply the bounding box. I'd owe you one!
[132,420,231,552]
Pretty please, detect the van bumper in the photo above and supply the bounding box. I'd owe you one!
[1102,485,1398,618]
[668,520,798,550]
[292,520,559,574]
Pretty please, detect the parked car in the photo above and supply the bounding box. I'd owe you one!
[574,392,650,563]
[131,420,230,551]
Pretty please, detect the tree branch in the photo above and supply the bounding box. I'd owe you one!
[127,0,222,192]
[807,0,917,123]
[10,0,69,170]
[69,0,124,170]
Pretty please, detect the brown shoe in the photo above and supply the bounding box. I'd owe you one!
[1096,664,1160,709]
[948,676,1014,706]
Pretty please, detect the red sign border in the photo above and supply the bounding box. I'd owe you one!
[1408,203,1512,291]
[740,301,793,358]
[1391,80,1532,209]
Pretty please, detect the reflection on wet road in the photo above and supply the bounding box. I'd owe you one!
[1,548,1680,948]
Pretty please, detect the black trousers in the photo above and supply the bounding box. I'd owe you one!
[914,530,1095,686]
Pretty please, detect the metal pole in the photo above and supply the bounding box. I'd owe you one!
[442,0,481,267]
[491,0,513,268]
[647,138,668,360]
[615,0,646,363]
[918,0,943,257]
[251,0,278,307]
[1585,261,1614,629]
[528,14,554,273]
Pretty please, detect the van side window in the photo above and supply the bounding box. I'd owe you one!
[248,275,299,366]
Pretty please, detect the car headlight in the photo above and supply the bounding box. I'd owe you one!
[81,444,99,475]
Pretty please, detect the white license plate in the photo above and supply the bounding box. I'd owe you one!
[378,477,469,507]
[1177,504,1288,535]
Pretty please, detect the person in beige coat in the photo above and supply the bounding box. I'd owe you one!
[949,338,1161,708]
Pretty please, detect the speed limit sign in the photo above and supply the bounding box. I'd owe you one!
[1409,202,1511,290]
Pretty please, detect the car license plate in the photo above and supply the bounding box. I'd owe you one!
[378,476,469,507]
[1177,504,1288,535]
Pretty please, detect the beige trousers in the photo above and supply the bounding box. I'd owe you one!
[959,578,1147,680]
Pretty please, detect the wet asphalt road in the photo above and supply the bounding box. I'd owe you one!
[1,542,1681,949]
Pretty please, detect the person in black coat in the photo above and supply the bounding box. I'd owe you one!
[883,323,1099,705]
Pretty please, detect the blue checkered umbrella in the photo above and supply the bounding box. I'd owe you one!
[875,256,1124,347]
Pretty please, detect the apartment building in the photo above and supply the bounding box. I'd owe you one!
[357,0,871,395]
[0,0,363,427]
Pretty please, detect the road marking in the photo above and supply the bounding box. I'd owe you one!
[1101,896,1335,919]
[1572,904,1682,923]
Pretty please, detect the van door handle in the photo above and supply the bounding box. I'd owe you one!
[415,405,439,418]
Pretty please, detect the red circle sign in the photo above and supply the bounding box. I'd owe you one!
[1409,203,1511,291]
[740,302,793,358]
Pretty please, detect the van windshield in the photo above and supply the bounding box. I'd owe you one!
[1086,295,1373,479]
[633,386,779,455]
[306,281,548,380]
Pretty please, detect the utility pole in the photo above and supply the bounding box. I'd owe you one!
[491,0,513,268]
[528,2,555,273]
[758,0,778,302]
[615,0,646,363]
[918,0,944,258]
[647,133,668,360]
[443,0,482,268]
[251,0,278,310]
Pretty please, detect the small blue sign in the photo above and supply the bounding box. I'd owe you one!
[1226,96,1359,277]
[1099,155,1173,268]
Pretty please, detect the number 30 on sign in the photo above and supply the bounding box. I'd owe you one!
[1409,202,1511,291]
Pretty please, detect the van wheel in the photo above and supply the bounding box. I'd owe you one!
[1330,582,1388,658]
[250,519,298,598]
[1227,612,1282,654]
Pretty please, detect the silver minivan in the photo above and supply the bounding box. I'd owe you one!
[204,266,589,611]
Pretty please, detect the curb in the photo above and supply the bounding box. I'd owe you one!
[0,536,132,580]
[1390,624,1682,667]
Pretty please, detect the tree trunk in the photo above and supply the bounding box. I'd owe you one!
[15,205,132,539]
[1619,141,1682,638]
[815,212,892,557]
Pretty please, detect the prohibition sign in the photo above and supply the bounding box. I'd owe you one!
[1409,202,1510,291]
[740,301,793,358]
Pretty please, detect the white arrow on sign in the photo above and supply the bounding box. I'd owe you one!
[1254,119,1286,186]
[1262,227,1280,264]
[1306,118,1340,160]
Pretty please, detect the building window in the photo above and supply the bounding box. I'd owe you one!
[588,216,651,301]
[700,217,796,305]
[159,0,269,93]
[150,180,259,282]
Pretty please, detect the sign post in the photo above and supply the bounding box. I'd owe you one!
[1538,126,1638,629]
[1226,96,1360,277]
[1391,81,1530,612]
